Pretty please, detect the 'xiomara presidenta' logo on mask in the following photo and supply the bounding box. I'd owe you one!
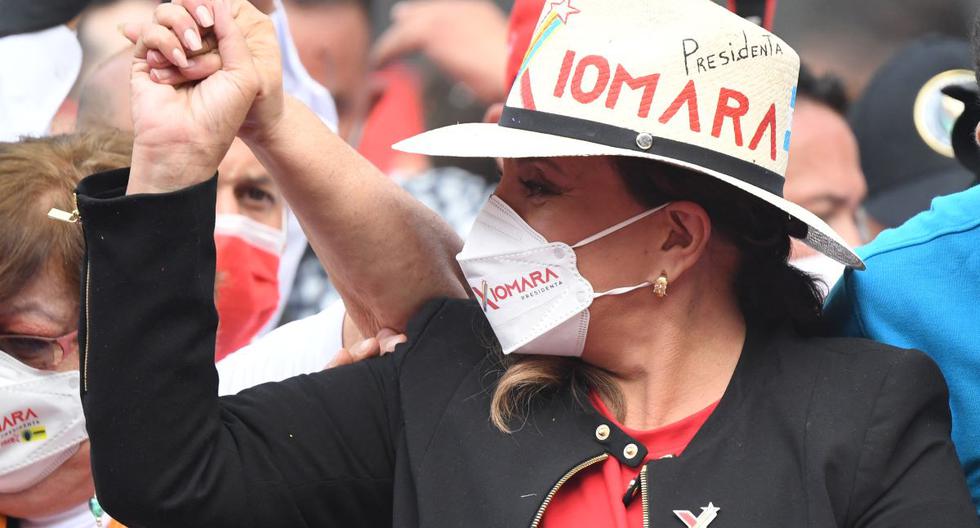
[457,196,670,357]
[474,267,563,312]
[0,407,46,446]
[0,351,87,493]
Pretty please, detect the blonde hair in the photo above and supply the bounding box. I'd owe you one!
[0,128,133,303]
[490,354,625,433]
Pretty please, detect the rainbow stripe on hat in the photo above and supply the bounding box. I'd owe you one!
[518,1,580,78]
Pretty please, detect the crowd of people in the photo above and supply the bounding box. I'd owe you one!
[0,0,978,526]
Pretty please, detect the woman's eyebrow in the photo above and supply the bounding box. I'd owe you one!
[534,157,564,174]
[0,301,63,326]
[527,158,577,186]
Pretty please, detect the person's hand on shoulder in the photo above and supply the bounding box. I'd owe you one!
[120,0,283,195]
[328,326,407,368]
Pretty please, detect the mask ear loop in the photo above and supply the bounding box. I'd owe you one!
[571,202,671,249]
[593,283,651,298]
[570,202,671,298]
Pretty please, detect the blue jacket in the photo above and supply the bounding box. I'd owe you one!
[826,185,980,514]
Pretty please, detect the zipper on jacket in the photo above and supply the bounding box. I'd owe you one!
[48,193,89,391]
[530,453,609,528]
[82,260,91,392]
[641,464,650,528]
[48,193,80,223]
[623,472,642,506]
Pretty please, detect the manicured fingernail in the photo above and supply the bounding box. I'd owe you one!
[151,68,172,81]
[183,28,203,51]
[196,5,214,27]
[153,50,169,65]
[172,48,189,68]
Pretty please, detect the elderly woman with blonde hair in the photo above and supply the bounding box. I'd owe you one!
[0,129,132,527]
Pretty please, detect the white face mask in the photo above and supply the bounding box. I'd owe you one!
[269,0,339,132]
[0,351,87,493]
[790,253,845,298]
[457,196,670,357]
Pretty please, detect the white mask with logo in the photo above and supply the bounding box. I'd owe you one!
[0,351,87,492]
[457,196,670,356]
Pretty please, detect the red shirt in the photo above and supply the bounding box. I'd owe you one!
[540,395,718,528]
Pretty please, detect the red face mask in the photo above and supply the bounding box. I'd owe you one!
[213,214,283,362]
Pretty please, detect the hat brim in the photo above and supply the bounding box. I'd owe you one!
[395,123,865,269]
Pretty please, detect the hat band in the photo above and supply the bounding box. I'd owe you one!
[498,106,785,197]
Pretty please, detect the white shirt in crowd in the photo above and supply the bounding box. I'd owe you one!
[217,300,345,396]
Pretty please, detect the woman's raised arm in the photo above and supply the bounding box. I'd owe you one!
[243,95,468,333]
[124,0,466,336]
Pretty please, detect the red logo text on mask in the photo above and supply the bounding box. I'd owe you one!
[472,267,562,311]
[0,408,38,433]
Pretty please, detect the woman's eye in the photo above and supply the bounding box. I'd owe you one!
[519,178,559,197]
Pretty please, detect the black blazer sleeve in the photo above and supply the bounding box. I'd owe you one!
[75,169,405,528]
[846,348,978,527]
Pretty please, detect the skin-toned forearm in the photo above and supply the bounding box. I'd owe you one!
[0,442,94,518]
[244,97,468,334]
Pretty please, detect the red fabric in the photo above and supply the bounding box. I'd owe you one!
[214,234,279,362]
[764,0,779,31]
[540,394,718,528]
[505,0,545,87]
[357,64,427,177]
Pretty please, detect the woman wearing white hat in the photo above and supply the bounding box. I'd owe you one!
[72,0,977,526]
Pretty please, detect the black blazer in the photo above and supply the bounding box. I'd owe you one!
[75,169,978,527]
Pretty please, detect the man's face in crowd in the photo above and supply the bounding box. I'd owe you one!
[284,0,372,112]
[75,48,133,131]
[77,0,156,70]
[216,139,284,229]
[784,98,868,257]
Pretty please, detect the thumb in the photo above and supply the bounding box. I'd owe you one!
[351,337,381,360]
[120,22,140,44]
[326,349,354,369]
[212,0,253,73]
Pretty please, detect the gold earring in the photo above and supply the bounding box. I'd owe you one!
[653,272,669,298]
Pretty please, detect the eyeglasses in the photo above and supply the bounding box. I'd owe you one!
[0,330,78,370]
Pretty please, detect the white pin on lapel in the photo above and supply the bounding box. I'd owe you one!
[673,502,720,528]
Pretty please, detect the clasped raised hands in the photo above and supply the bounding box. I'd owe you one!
[122,0,283,195]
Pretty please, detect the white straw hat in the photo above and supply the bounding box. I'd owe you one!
[394,0,864,268]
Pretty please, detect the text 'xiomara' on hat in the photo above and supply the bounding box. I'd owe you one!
[394,0,864,269]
